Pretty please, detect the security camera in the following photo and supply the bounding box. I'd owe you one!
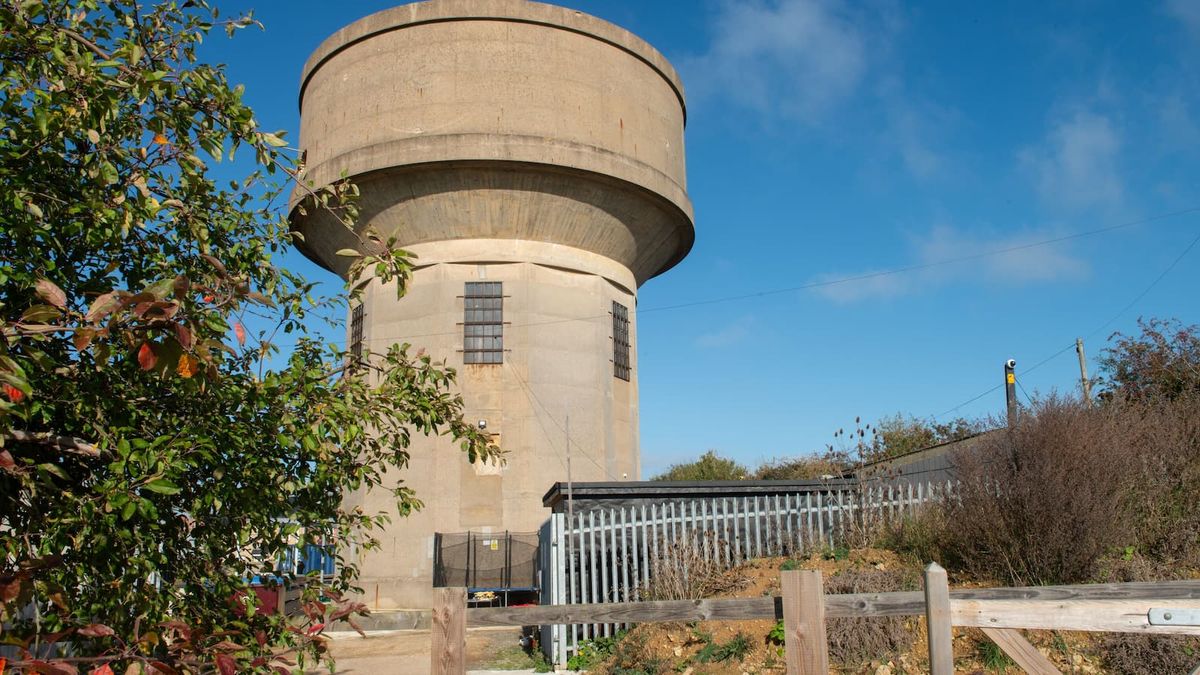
[1005,359,1017,369]
[477,419,487,430]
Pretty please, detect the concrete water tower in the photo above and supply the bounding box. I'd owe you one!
[290,0,694,609]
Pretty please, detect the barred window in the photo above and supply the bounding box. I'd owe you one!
[349,303,365,362]
[612,301,630,380]
[464,282,503,364]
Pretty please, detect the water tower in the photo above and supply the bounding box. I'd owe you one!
[289,0,694,609]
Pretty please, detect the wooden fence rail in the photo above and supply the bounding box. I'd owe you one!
[434,573,1200,674]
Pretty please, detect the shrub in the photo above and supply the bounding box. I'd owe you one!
[644,534,749,600]
[939,394,1200,585]
[1100,633,1200,675]
[880,507,950,565]
[566,632,623,671]
[652,450,749,481]
[754,454,846,480]
[823,567,918,665]
[603,630,667,675]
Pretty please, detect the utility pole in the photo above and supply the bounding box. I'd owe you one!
[1076,338,1093,406]
[1004,359,1018,427]
[564,415,574,592]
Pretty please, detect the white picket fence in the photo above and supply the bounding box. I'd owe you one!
[541,479,954,664]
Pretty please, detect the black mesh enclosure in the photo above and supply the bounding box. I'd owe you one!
[433,531,540,591]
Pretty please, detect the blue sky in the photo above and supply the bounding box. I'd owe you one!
[211,0,1200,477]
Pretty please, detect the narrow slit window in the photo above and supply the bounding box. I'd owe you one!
[464,281,503,364]
[612,301,630,381]
[349,303,365,363]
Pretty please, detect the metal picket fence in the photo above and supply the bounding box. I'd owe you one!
[541,478,954,664]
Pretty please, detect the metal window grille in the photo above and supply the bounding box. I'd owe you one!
[612,301,630,381]
[464,282,503,364]
[349,303,365,362]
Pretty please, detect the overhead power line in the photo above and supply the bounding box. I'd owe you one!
[507,363,622,481]
[290,205,1200,349]
[935,227,1200,419]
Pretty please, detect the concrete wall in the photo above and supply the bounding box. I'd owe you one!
[345,241,639,608]
[289,0,693,609]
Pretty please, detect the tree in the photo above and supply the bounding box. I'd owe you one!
[652,450,748,481]
[1099,317,1200,402]
[841,414,981,465]
[0,2,494,672]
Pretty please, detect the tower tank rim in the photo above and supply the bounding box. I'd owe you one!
[297,0,687,124]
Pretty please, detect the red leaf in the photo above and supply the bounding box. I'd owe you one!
[77,623,115,638]
[137,343,157,370]
[35,279,67,309]
[30,660,78,675]
[149,661,180,675]
[72,328,95,351]
[0,450,15,472]
[84,291,122,322]
[90,664,114,675]
[305,622,325,636]
[233,322,246,346]
[2,383,23,403]
[214,653,237,675]
[0,576,21,602]
[174,323,194,349]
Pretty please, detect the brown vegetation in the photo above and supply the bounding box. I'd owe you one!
[883,394,1200,586]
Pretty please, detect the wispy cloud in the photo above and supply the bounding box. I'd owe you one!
[696,315,758,348]
[1019,111,1124,211]
[680,0,867,123]
[809,225,1091,303]
[1167,0,1200,37]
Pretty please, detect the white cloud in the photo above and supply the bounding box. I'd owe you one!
[809,224,1090,303]
[695,315,758,348]
[681,0,867,123]
[1019,111,1124,210]
[1167,0,1200,37]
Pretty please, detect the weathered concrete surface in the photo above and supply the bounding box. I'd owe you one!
[290,0,693,283]
[290,0,693,610]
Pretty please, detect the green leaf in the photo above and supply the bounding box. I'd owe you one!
[143,479,181,495]
[260,131,288,147]
[335,248,360,257]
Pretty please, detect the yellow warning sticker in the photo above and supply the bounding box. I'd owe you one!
[1006,373,1015,384]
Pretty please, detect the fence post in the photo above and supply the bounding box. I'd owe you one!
[924,562,953,675]
[431,586,466,675]
[781,569,828,675]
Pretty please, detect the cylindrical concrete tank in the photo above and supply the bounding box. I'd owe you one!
[289,0,693,610]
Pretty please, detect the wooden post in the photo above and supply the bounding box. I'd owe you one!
[431,587,466,675]
[981,627,1061,674]
[781,569,828,675]
[924,562,954,675]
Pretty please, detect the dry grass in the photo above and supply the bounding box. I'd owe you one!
[643,533,750,601]
[1099,633,1200,675]
[823,565,920,666]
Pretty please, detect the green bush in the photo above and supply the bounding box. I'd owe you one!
[695,633,751,663]
[768,620,786,645]
[566,632,624,671]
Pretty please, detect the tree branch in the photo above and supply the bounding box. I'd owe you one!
[6,430,100,458]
